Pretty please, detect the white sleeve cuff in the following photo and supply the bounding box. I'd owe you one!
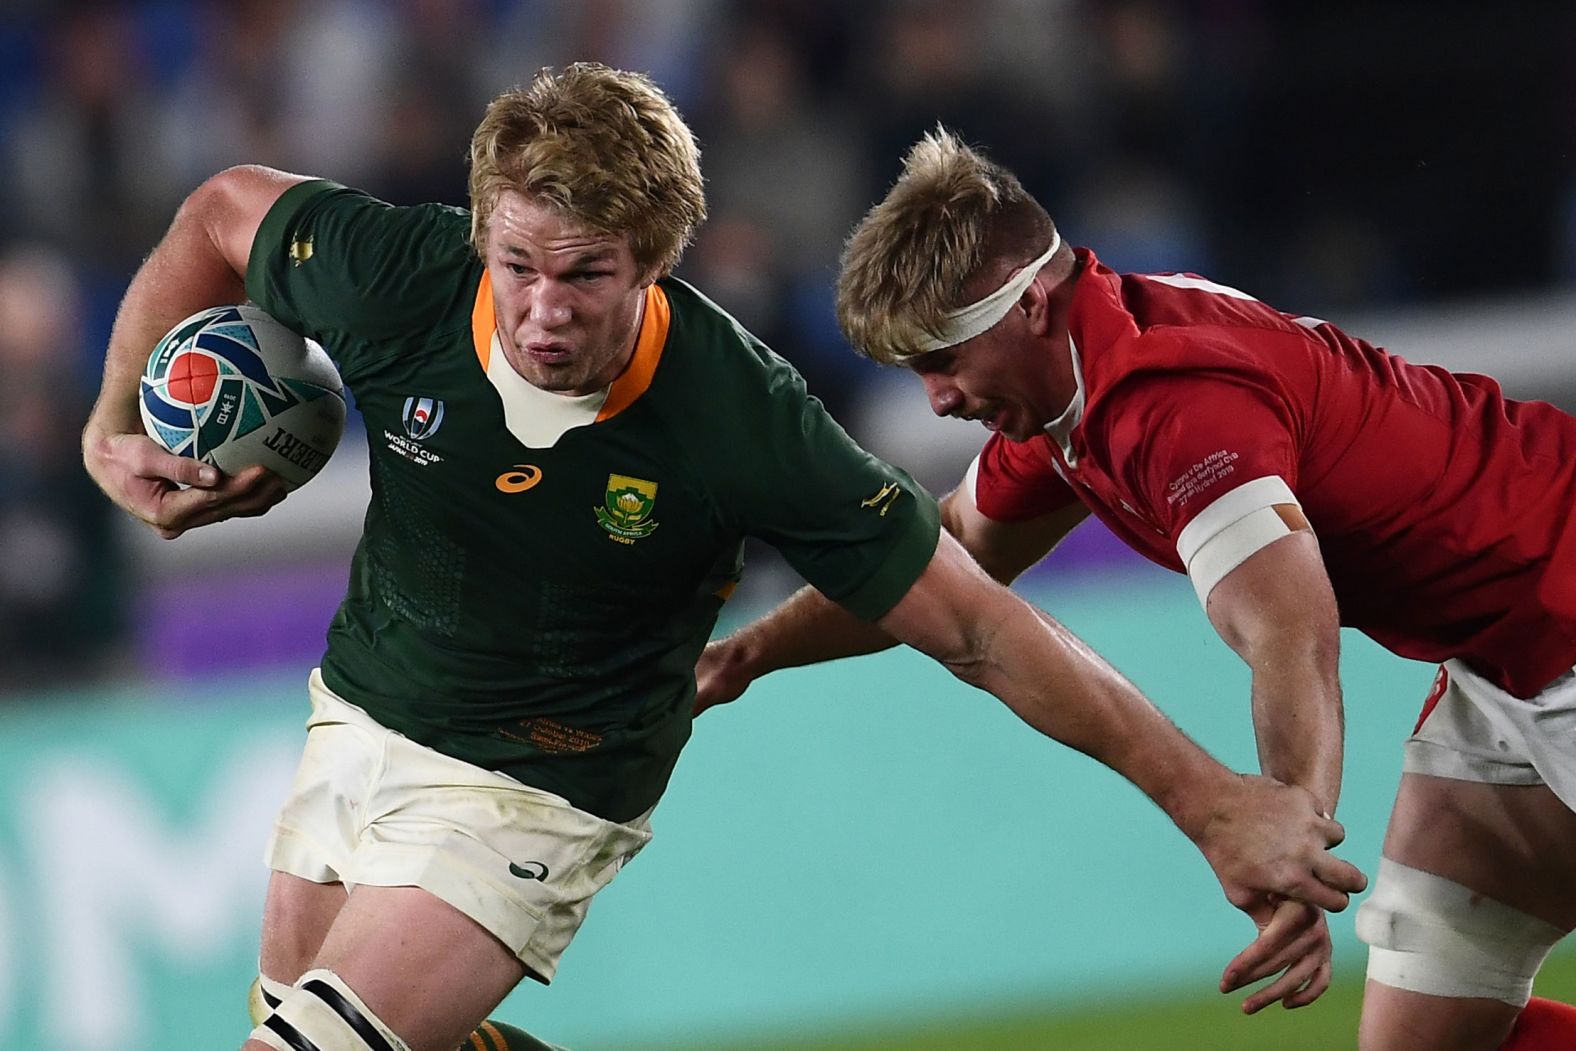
[1175,476,1302,605]
[961,453,983,511]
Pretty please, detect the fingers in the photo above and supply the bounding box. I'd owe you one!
[1221,903,1323,992]
[1286,876,1350,914]
[151,465,290,537]
[1280,959,1331,1009]
[163,454,222,490]
[1272,853,1365,913]
[1316,813,1347,847]
[1240,955,1330,1014]
[1314,851,1369,896]
[1221,902,1333,1014]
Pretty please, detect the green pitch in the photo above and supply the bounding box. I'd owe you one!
[646,950,1576,1051]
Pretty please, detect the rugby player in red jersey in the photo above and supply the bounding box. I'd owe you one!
[698,129,1576,1050]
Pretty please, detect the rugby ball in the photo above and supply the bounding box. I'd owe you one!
[139,305,346,490]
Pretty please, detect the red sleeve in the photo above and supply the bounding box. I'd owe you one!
[1096,370,1301,539]
[970,432,1081,522]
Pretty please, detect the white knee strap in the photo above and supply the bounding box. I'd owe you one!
[249,968,412,1051]
[1355,858,1564,1006]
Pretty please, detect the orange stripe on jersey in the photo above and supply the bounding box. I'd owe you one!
[478,1020,506,1049]
[472,270,495,371]
[467,1031,488,1051]
[597,284,670,422]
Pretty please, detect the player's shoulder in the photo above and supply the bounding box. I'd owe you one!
[251,181,479,338]
[658,277,804,391]
[1116,269,1304,335]
[1094,280,1315,386]
[262,180,474,262]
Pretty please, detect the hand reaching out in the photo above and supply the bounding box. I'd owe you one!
[1222,898,1334,1012]
[1193,774,1367,916]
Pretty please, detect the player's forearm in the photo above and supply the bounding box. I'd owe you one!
[951,595,1237,843]
[1205,532,1346,816]
[1245,636,1344,816]
[725,584,900,680]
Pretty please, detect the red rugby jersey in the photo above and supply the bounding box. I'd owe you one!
[973,249,1576,698]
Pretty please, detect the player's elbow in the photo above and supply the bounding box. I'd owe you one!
[181,165,310,273]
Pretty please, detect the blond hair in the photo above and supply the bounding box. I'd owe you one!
[468,63,707,278]
[837,128,1058,364]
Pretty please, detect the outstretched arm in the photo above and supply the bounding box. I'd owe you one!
[1204,529,1347,1012]
[878,530,1365,914]
[694,490,1085,712]
[1207,529,1345,817]
[82,165,309,538]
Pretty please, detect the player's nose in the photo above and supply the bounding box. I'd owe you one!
[527,285,572,327]
[923,375,962,418]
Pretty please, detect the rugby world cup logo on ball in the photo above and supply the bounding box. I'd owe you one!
[140,305,347,490]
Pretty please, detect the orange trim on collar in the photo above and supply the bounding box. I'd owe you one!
[471,269,494,371]
[597,284,669,421]
[469,275,669,421]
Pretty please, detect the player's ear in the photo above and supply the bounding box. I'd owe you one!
[1020,279,1053,335]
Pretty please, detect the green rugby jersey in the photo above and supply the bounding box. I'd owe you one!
[246,181,940,821]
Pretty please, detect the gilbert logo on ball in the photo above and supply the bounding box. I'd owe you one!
[140,305,346,490]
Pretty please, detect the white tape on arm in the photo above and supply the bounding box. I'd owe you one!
[1175,476,1302,606]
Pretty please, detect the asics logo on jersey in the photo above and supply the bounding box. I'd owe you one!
[496,465,544,493]
[509,861,550,881]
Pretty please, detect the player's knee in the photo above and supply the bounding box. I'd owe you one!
[249,974,295,1026]
[1356,858,1564,1006]
[248,968,411,1051]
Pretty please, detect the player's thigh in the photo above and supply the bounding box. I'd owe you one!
[1380,774,1576,927]
[259,870,349,982]
[312,883,528,1051]
[1358,774,1576,1051]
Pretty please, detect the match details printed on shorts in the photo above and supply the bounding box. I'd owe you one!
[1167,449,1239,508]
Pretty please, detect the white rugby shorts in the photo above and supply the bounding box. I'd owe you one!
[264,669,653,982]
[1406,659,1576,811]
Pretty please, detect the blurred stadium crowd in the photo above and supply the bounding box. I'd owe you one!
[1,0,1571,690]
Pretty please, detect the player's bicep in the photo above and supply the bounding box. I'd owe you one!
[941,485,1088,584]
[195,166,311,280]
[1176,476,1310,605]
[1204,528,1337,660]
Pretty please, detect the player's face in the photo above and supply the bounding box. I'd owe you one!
[484,190,651,395]
[908,324,1063,443]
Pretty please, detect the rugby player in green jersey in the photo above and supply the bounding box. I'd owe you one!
[82,64,1362,1051]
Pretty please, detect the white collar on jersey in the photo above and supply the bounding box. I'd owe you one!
[908,230,1061,356]
[1043,334,1085,467]
[486,332,609,449]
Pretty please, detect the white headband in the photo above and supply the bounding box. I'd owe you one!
[907,230,1061,356]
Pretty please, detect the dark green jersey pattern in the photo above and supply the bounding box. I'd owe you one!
[246,181,939,822]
